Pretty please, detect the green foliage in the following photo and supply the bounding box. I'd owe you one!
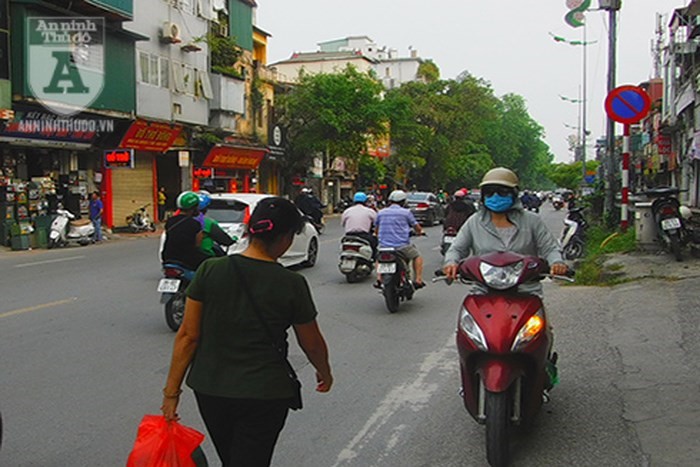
[358,154,387,188]
[417,60,440,83]
[277,66,387,178]
[548,161,600,191]
[197,34,243,79]
[385,74,552,191]
[574,225,636,285]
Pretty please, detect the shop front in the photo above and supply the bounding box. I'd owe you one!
[193,144,267,194]
[104,120,183,228]
[0,107,121,247]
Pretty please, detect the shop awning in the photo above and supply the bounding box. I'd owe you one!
[119,120,183,152]
[202,145,267,169]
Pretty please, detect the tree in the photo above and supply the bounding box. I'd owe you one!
[548,161,600,190]
[276,66,387,181]
[417,60,440,83]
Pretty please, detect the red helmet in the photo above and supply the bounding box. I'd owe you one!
[453,189,467,198]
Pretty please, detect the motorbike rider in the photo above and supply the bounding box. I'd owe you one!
[341,191,378,259]
[295,187,325,227]
[197,191,235,257]
[161,191,210,271]
[443,168,568,293]
[443,189,476,232]
[375,189,426,289]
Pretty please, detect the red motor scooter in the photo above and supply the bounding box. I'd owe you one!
[436,251,571,467]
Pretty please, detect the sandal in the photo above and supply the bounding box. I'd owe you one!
[413,281,426,290]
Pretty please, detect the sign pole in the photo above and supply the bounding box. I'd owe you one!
[621,124,630,230]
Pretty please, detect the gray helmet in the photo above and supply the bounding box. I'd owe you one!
[388,190,407,203]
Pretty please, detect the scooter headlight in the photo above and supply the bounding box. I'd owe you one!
[459,306,488,351]
[511,309,545,351]
[479,261,524,290]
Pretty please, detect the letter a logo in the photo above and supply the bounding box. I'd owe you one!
[27,17,105,116]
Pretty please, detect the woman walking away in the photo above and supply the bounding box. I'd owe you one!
[161,197,333,467]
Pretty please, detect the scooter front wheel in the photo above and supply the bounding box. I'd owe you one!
[563,239,584,260]
[165,292,185,331]
[485,390,510,467]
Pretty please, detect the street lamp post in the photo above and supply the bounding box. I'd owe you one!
[551,30,596,187]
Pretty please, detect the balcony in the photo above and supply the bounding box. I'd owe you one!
[210,73,245,114]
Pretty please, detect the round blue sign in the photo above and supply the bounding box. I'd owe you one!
[605,86,651,125]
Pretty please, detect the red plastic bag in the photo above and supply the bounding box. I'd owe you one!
[126,415,205,467]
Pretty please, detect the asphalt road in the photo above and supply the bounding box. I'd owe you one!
[0,204,695,466]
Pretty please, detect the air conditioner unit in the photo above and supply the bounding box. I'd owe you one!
[162,21,182,44]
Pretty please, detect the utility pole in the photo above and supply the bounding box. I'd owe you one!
[582,21,588,188]
[600,0,621,220]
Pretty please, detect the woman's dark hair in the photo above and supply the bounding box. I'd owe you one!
[247,197,303,243]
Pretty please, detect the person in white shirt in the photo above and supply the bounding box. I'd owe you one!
[341,192,378,258]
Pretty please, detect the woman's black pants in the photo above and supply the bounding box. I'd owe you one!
[195,392,289,467]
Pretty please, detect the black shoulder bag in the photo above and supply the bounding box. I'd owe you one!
[230,256,303,410]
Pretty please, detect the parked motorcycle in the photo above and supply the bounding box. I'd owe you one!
[435,252,572,467]
[338,234,374,283]
[157,262,195,331]
[440,226,458,256]
[560,207,587,260]
[642,187,691,261]
[126,203,156,233]
[49,208,95,248]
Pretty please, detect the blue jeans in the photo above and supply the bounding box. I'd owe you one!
[92,217,102,242]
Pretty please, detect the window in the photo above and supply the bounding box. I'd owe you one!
[138,51,170,89]
[182,65,195,95]
[197,70,213,99]
[172,61,186,92]
[160,57,170,89]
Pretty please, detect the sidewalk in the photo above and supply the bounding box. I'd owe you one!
[602,249,700,282]
[0,227,164,255]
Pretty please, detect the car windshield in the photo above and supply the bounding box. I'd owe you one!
[407,193,429,202]
[207,199,248,224]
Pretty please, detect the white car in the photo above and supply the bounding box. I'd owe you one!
[159,193,319,268]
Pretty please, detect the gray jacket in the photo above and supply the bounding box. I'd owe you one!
[444,203,564,294]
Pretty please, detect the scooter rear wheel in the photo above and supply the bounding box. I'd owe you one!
[383,276,399,313]
[485,390,510,467]
[670,233,683,262]
[165,292,185,332]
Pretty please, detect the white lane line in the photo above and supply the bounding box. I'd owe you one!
[14,256,85,268]
[0,297,79,319]
[332,335,457,466]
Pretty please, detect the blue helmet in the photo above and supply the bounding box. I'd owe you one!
[197,191,212,210]
[353,192,368,203]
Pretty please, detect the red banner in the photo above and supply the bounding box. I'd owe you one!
[656,135,672,156]
[119,120,182,152]
[202,145,266,169]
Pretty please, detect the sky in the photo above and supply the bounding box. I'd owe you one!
[257,0,688,164]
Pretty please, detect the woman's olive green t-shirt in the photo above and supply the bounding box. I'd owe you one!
[185,254,318,399]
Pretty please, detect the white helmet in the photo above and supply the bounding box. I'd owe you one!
[680,205,692,220]
[388,190,407,203]
[301,187,312,194]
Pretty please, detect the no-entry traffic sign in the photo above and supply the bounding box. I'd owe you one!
[604,85,651,125]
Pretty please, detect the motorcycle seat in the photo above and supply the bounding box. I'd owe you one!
[70,219,92,227]
[342,235,371,245]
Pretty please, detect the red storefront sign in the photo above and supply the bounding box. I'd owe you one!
[202,145,267,169]
[656,135,671,156]
[104,149,134,168]
[119,120,182,152]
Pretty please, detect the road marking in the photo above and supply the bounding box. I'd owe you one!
[332,335,457,466]
[14,256,85,268]
[0,297,79,319]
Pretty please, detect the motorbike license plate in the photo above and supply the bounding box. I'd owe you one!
[378,263,397,274]
[157,278,181,293]
[341,258,356,270]
[661,217,682,230]
[443,235,456,243]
